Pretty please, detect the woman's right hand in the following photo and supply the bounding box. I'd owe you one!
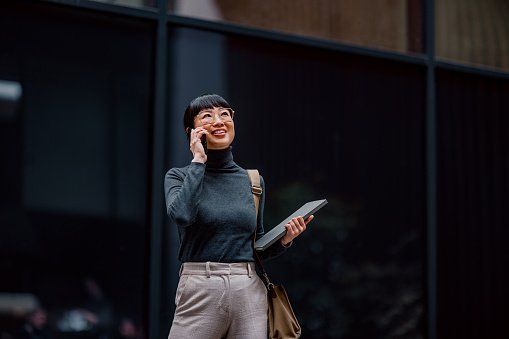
[189,127,208,163]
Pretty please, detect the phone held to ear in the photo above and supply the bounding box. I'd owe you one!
[201,134,208,154]
[188,128,207,154]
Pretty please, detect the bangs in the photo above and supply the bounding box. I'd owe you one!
[188,94,231,115]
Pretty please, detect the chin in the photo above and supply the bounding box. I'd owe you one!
[209,145,231,150]
[209,140,233,150]
[209,137,234,150]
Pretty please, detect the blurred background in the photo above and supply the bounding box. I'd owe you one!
[0,0,507,338]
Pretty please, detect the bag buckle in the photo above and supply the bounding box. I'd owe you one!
[251,185,262,195]
[267,283,277,298]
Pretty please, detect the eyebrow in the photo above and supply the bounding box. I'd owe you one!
[199,107,229,113]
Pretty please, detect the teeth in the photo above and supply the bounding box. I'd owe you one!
[212,130,226,135]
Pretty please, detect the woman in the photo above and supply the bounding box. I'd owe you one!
[164,94,313,338]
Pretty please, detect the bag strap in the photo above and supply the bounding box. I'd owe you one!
[247,169,262,220]
[247,169,277,298]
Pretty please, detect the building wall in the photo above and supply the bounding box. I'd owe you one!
[0,1,508,339]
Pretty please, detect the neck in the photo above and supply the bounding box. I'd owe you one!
[206,146,235,169]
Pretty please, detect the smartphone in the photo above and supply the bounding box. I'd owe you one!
[201,134,208,154]
[188,128,207,154]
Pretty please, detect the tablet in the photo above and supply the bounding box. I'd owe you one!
[254,199,328,251]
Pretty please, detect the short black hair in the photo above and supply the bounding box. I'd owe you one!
[183,94,231,135]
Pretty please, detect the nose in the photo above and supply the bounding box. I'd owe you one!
[211,114,225,125]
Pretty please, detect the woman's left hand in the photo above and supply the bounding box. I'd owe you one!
[280,215,314,247]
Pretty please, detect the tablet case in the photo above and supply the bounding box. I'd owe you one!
[254,199,328,251]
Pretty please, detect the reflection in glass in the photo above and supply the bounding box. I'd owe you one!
[436,0,509,70]
[0,80,22,119]
[0,4,151,339]
[169,0,424,54]
[91,0,157,8]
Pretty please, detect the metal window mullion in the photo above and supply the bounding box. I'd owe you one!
[425,1,437,339]
[148,1,168,339]
[39,0,159,19]
[435,60,509,80]
[165,13,428,67]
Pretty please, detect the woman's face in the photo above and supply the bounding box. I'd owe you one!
[194,106,235,150]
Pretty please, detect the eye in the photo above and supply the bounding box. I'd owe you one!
[200,112,212,119]
[220,110,230,117]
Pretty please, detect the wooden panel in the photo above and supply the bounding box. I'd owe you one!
[436,0,509,70]
[216,0,415,53]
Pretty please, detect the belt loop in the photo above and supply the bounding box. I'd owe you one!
[179,264,184,277]
[248,262,253,278]
[206,261,211,278]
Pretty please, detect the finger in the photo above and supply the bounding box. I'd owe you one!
[191,127,207,141]
[287,220,303,235]
[292,217,306,231]
[195,127,209,137]
[304,215,314,224]
[292,218,302,229]
[189,129,198,147]
[285,222,294,233]
[190,128,208,150]
[285,223,296,236]
[287,218,305,236]
[190,137,203,150]
[295,217,306,227]
[190,126,204,136]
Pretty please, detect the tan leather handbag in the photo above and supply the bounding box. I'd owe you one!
[247,169,302,339]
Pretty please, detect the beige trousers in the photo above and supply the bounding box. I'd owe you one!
[168,262,268,339]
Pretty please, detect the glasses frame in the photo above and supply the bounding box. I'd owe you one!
[196,107,235,125]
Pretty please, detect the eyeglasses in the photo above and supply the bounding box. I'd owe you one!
[197,108,234,125]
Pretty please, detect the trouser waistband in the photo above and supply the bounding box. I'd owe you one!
[180,262,256,278]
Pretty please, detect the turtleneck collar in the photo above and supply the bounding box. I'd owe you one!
[205,146,236,170]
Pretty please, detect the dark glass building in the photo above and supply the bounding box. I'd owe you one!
[0,1,507,338]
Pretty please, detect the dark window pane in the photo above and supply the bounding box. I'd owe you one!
[0,3,153,339]
[436,70,509,339]
[230,38,426,338]
[165,26,426,338]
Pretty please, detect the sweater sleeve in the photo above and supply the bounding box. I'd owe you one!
[255,175,288,260]
[164,162,206,227]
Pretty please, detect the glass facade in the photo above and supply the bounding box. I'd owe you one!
[436,70,509,338]
[169,0,424,54]
[229,42,426,338]
[164,26,426,338]
[0,1,508,339]
[0,3,153,339]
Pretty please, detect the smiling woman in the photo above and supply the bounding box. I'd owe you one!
[192,106,235,151]
[164,93,314,338]
[183,94,235,158]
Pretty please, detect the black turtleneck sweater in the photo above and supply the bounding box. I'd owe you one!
[164,147,287,263]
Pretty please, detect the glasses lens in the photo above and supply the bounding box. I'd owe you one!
[199,109,233,124]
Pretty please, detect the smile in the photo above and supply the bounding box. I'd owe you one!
[211,130,226,136]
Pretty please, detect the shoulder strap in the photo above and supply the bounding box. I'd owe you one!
[247,169,262,220]
[247,169,276,297]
